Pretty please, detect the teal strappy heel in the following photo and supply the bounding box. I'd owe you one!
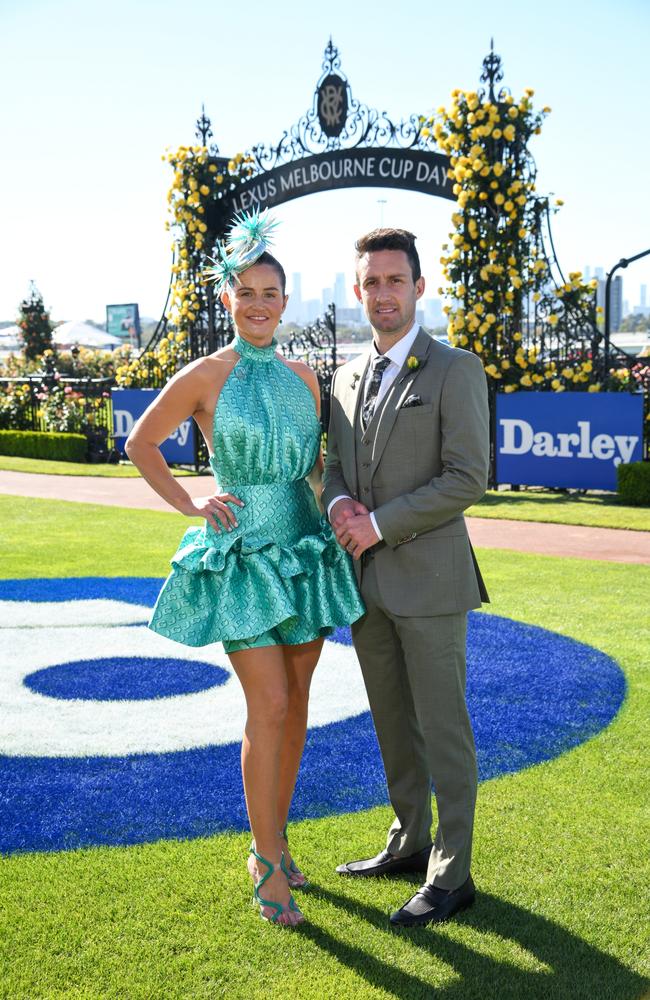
[249,848,304,926]
[281,824,309,889]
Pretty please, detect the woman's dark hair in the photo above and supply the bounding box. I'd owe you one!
[249,251,287,294]
[355,228,421,283]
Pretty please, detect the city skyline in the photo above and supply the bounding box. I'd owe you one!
[2,0,649,325]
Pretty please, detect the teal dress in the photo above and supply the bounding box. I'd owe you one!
[148,334,365,652]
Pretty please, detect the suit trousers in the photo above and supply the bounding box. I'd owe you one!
[352,555,477,889]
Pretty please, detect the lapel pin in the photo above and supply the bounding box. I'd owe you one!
[351,373,361,389]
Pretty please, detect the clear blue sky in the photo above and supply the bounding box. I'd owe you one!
[2,0,649,323]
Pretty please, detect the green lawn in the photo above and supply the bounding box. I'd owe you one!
[0,496,648,999]
[467,489,650,532]
[0,455,196,477]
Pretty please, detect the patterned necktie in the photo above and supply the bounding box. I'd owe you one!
[361,355,391,430]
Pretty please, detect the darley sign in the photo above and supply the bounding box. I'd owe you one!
[227,148,453,216]
[112,389,195,464]
[496,392,644,491]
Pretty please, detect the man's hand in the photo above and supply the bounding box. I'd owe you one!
[336,513,380,561]
[330,498,368,532]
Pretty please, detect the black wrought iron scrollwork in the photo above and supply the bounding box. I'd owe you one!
[244,40,432,178]
[479,38,507,104]
[280,304,337,432]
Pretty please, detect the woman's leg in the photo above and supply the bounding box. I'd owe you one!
[228,644,302,925]
[277,638,324,848]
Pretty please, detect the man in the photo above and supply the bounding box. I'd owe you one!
[323,228,489,928]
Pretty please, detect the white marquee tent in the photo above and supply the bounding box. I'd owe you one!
[52,322,122,351]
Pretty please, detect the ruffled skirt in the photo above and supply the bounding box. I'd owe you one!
[148,480,365,648]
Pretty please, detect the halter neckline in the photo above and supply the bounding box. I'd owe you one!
[232,333,278,363]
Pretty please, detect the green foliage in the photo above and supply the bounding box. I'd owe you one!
[0,346,116,379]
[0,429,87,461]
[16,281,53,360]
[0,382,33,430]
[617,461,650,506]
[618,312,650,333]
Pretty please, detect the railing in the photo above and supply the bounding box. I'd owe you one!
[0,364,115,461]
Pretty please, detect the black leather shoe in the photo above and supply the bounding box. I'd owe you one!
[389,875,475,927]
[336,845,432,877]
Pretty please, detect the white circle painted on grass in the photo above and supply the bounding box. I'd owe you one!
[0,599,368,757]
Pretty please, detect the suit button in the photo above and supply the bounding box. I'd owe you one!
[362,462,370,468]
[362,487,369,494]
[361,439,369,447]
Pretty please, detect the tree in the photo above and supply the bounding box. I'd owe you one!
[17,282,53,360]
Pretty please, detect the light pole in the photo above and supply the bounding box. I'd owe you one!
[604,248,650,373]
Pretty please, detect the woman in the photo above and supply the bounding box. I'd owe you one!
[126,213,364,927]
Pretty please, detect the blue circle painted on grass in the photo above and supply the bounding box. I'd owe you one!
[24,657,229,702]
[0,577,626,855]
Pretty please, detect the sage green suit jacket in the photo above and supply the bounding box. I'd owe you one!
[323,329,490,617]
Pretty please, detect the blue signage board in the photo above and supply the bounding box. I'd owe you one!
[111,388,195,464]
[496,392,644,491]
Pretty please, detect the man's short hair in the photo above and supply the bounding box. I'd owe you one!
[355,228,421,283]
[246,251,287,294]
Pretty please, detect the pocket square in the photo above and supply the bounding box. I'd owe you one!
[401,394,423,409]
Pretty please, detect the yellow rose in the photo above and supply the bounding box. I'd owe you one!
[503,125,516,142]
[588,383,601,393]
[504,384,517,393]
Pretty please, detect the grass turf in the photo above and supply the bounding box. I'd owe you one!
[0,455,195,477]
[0,497,648,999]
[467,489,650,532]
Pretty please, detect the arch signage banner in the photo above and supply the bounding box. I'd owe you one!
[496,391,644,491]
[111,388,195,463]
[226,148,453,217]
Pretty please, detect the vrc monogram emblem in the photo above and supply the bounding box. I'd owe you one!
[320,84,344,127]
[317,73,348,138]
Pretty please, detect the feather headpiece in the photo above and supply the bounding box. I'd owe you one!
[204,209,279,294]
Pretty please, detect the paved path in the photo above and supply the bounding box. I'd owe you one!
[2,470,649,564]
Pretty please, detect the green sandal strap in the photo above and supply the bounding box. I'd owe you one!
[249,848,301,924]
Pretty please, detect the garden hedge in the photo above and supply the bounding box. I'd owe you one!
[617,461,650,507]
[0,430,87,462]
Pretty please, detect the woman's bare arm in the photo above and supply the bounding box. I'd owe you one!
[125,360,243,531]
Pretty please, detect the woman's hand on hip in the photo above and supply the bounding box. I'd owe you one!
[182,493,244,532]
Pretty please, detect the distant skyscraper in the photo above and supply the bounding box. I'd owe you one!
[322,288,333,311]
[584,265,591,280]
[641,284,647,308]
[285,273,302,323]
[334,273,347,310]
[595,266,605,280]
[304,299,321,323]
[597,276,623,331]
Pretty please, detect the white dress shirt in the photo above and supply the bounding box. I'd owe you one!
[328,322,421,540]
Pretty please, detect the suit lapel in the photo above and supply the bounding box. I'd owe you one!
[370,328,433,475]
[339,352,370,494]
